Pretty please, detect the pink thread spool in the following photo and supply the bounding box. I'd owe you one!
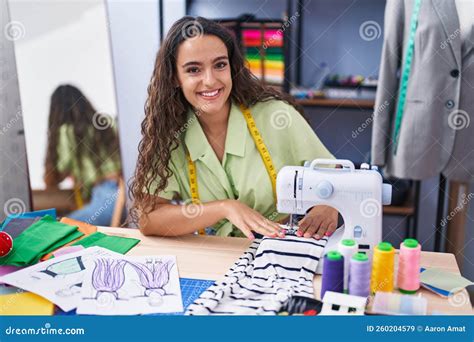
[397,238,421,294]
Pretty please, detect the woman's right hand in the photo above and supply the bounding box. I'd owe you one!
[222,200,284,240]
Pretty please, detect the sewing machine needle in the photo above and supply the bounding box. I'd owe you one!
[288,214,293,229]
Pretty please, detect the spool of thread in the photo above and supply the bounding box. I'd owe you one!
[337,238,358,292]
[0,232,13,257]
[372,292,427,315]
[370,242,395,293]
[321,251,344,299]
[348,252,371,297]
[397,238,421,294]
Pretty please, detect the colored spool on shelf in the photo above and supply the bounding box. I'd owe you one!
[348,253,371,297]
[321,251,344,299]
[337,239,358,292]
[397,238,421,294]
[370,242,395,293]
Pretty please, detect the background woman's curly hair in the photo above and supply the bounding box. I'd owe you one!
[129,16,302,226]
[44,84,121,197]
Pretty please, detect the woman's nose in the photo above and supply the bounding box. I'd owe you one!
[202,69,217,87]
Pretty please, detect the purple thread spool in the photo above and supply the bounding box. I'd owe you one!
[321,251,344,299]
[348,252,371,297]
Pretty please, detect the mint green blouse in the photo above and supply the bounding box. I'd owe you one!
[150,100,335,236]
[56,124,121,198]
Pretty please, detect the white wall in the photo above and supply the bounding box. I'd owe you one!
[106,0,187,221]
[163,0,187,36]
[106,0,161,207]
[9,0,117,190]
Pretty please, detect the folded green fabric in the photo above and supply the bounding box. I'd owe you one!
[264,54,284,61]
[0,215,82,266]
[420,268,473,293]
[245,52,261,59]
[41,230,84,257]
[72,232,140,254]
[265,47,283,55]
[245,47,260,55]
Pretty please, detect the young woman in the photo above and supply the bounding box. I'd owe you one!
[131,17,338,240]
[44,84,123,226]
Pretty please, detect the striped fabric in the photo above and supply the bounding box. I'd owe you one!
[186,234,327,315]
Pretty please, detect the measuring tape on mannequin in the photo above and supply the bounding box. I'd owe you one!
[186,104,277,235]
[393,0,422,155]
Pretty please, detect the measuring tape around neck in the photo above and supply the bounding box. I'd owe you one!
[239,104,277,199]
[392,0,422,155]
[186,104,277,235]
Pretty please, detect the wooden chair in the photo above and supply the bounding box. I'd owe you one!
[110,177,126,227]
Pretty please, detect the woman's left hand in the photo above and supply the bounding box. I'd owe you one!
[297,205,338,239]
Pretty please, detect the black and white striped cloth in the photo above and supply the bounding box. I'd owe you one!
[186,234,327,315]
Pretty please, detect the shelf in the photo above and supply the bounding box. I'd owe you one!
[218,17,288,90]
[383,184,416,216]
[383,205,415,216]
[296,98,375,109]
[241,22,283,28]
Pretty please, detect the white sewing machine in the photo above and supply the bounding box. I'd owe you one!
[276,159,392,274]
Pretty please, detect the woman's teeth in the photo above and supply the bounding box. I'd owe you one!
[199,89,220,98]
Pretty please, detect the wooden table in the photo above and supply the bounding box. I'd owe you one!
[99,226,473,315]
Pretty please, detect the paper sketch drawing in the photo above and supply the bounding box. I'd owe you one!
[29,256,87,298]
[29,255,86,294]
[92,258,127,304]
[77,256,183,315]
[128,259,174,301]
[0,247,121,312]
[31,256,86,280]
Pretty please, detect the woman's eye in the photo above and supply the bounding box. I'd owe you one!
[186,67,200,74]
[215,62,227,69]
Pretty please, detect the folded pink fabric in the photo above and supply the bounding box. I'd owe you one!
[53,245,85,258]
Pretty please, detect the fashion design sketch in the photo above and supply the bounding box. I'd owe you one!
[77,255,182,315]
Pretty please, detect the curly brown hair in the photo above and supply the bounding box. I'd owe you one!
[44,84,121,196]
[129,16,301,225]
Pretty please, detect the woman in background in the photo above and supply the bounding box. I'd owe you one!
[44,84,123,226]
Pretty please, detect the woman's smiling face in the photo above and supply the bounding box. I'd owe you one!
[176,34,232,115]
